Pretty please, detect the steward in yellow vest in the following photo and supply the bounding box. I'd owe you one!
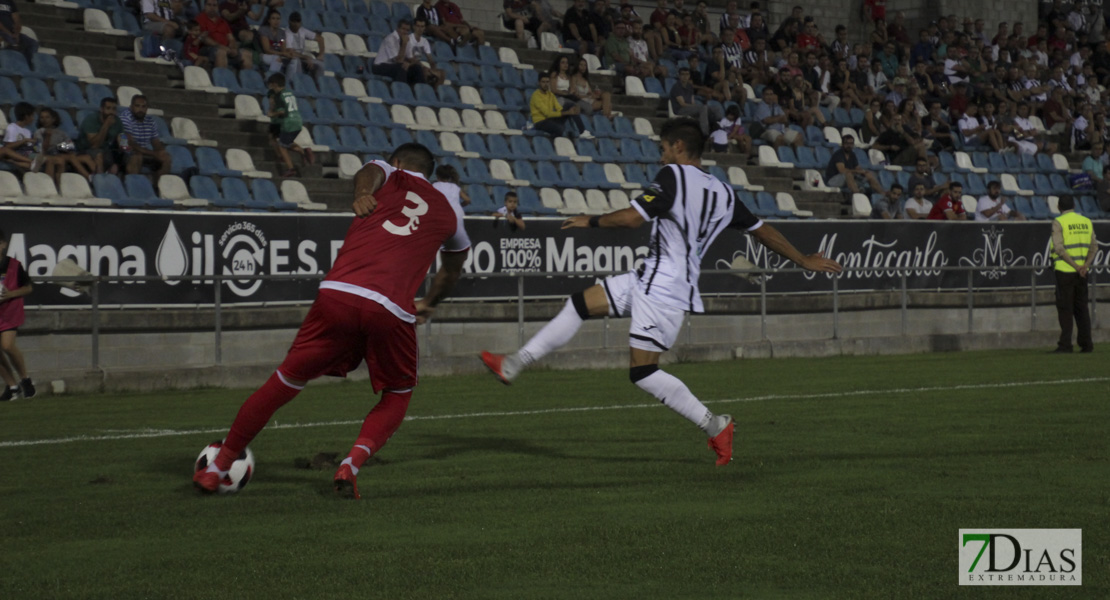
[1048,196,1098,353]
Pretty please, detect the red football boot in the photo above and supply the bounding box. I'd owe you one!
[707,415,734,466]
[333,463,361,500]
[193,469,221,494]
[480,351,513,385]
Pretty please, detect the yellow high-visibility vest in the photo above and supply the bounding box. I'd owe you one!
[1052,212,1093,273]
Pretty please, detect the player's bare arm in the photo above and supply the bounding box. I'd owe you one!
[751,224,842,273]
[562,207,646,229]
[414,250,468,324]
[352,163,386,217]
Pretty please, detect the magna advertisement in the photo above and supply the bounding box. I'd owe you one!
[1,207,1107,306]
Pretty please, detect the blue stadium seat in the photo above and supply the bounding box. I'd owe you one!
[501,88,526,111]
[222,177,272,210]
[149,115,187,146]
[390,1,412,20]
[985,152,1006,173]
[624,163,651,186]
[339,99,370,125]
[239,69,268,95]
[1012,196,1033,218]
[1036,153,1060,174]
[312,98,345,125]
[290,74,323,98]
[295,97,322,125]
[454,44,481,65]
[612,116,637,139]
[1078,196,1103,218]
[389,128,413,146]
[365,102,397,127]
[1049,174,1072,196]
[19,77,55,108]
[521,69,538,88]
[878,170,896,191]
[358,126,389,153]
[516,187,554,215]
[165,145,197,175]
[465,184,496,213]
[1003,152,1021,174]
[1028,197,1051,219]
[31,54,77,82]
[937,150,959,173]
[477,45,501,66]
[479,65,504,88]
[454,63,480,86]
[756,192,792,218]
[0,76,17,105]
[433,40,454,61]
[368,17,391,35]
[196,147,244,177]
[303,0,325,12]
[510,136,539,160]
[112,11,142,36]
[389,81,417,105]
[335,125,372,153]
[322,12,349,34]
[51,80,90,110]
[964,173,988,197]
[92,174,140,207]
[464,158,498,185]
[557,163,583,187]
[531,136,566,162]
[190,175,233,208]
[512,160,548,187]
[574,138,600,161]
[597,138,627,163]
[737,191,760,215]
[341,55,366,78]
[1019,153,1039,174]
[300,10,324,31]
[640,139,661,162]
[123,175,174,208]
[590,114,615,138]
[317,76,346,100]
[535,161,561,187]
[414,130,450,157]
[479,86,506,110]
[0,50,31,77]
[212,67,246,94]
[583,163,617,189]
[486,134,514,160]
[438,62,457,84]
[852,148,879,171]
[794,147,820,169]
[349,0,369,13]
[500,67,524,89]
[409,83,442,109]
[251,179,300,211]
[437,85,464,108]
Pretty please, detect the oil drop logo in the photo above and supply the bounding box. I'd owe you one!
[156,221,189,285]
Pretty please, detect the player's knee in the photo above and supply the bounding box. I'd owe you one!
[629,364,658,384]
[569,291,590,320]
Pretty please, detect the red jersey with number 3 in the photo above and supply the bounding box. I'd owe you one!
[322,160,470,322]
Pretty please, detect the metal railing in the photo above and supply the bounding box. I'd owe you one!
[26,264,1104,369]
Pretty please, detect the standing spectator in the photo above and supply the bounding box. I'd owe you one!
[494,191,526,231]
[197,0,252,69]
[503,0,549,42]
[871,184,903,218]
[562,0,599,55]
[530,73,591,139]
[903,183,933,219]
[77,96,123,175]
[927,181,967,220]
[119,95,172,179]
[373,20,425,85]
[0,101,34,171]
[0,228,34,402]
[284,11,323,78]
[435,0,485,46]
[141,0,183,39]
[433,164,470,208]
[824,135,884,195]
[669,67,720,136]
[975,180,1024,221]
[266,73,313,178]
[1048,195,1096,353]
[0,0,39,65]
[34,108,95,186]
[257,9,291,74]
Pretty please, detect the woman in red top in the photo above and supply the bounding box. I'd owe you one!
[0,228,35,401]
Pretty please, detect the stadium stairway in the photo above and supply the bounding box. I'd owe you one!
[21,2,350,208]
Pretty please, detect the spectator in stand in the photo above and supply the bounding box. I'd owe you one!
[910,29,934,66]
[0,101,34,171]
[605,21,655,78]
[257,9,291,74]
[719,0,738,35]
[417,0,451,45]
[796,20,820,51]
[746,10,768,42]
[975,180,1025,221]
[503,0,550,43]
[0,0,39,65]
[406,17,443,86]
[592,0,619,40]
[669,67,720,136]
[34,108,95,186]
[824,134,884,195]
[494,191,526,231]
[958,103,1008,152]
[563,0,600,55]
[927,181,967,220]
[1041,86,1070,135]
[141,0,183,40]
[434,0,485,46]
[888,11,909,44]
[1083,143,1109,212]
[266,73,313,178]
[197,0,252,70]
[871,184,903,218]
[373,19,425,85]
[530,73,591,139]
[907,156,947,200]
[754,88,803,149]
[77,96,123,175]
[921,100,954,150]
[660,12,695,60]
[433,164,470,208]
[628,22,664,78]
[861,0,886,24]
[873,113,927,165]
[570,56,612,119]
[1011,102,1057,154]
[182,19,211,68]
[903,183,933,219]
[119,95,172,180]
[220,0,261,47]
[284,11,323,78]
[830,24,851,60]
[709,104,750,159]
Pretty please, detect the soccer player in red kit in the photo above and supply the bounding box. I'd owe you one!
[193,143,471,498]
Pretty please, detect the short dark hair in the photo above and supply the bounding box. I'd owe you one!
[289,11,301,22]
[504,191,518,201]
[130,94,148,107]
[659,117,705,159]
[891,183,903,192]
[263,9,279,22]
[13,102,34,122]
[987,180,1001,188]
[414,16,427,26]
[950,182,963,189]
[267,73,286,87]
[398,18,412,28]
[1058,195,1075,211]
[38,107,59,127]
[186,19,200,29]
[389,143,435,177]
[842,134,856,143]
[100,96,118,109]
[435,164,459,183]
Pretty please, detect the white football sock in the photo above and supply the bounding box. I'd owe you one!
[515,298,585,370]
[204,462,228,477]
[634,370,715,434]
[340,456,359,476]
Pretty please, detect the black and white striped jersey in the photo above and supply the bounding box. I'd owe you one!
[631,164,763,313]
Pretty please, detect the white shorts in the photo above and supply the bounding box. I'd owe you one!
[600,272,686,352]
[600,272,637,318]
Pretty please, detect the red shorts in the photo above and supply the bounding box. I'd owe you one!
[279,289,418,393]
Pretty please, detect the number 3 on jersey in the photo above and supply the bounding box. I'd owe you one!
[382,191,429,236]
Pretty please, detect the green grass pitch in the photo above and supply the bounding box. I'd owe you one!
[0,350,1106,599]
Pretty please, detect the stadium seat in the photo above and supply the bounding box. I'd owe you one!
[211,67,246,94]
[165,145,198,175]
[158,175,208,207]
[464,158,498,185]
[535,161,561,187]
[538,187,564,212]
[280,179,328,211]
[510,160,548,187]
[184,66,228,93]
[91,173,135,207]
[603,163,637,190]
[124,175,175,208]
[221,177,273,210]
[195,147,242,177]
[56,173,111,207]
[171,117,216,147]
[776,192,813,218]
[583,163,617,189]
[189,175,231,207]
[558,163,583,187]
[22,172,63,206]
[756,191,792,218]
[561,189,589,214]
[235,95,268,122]
[465,184,496,213]
[609,189,631,209]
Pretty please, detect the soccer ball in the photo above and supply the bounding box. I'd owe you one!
[194,440,255,494]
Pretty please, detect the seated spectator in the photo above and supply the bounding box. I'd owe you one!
[927,181,967,220]
[266,73,313,178]
[903,183,933,219]
[417,0,452,45]
[219,0,261,47]
[257,10,290,74]
[1081,143,1108,212]
[873,114,928,166]
[77,96,123,175]
[494,191,526,231]
[709,104,751,159]
[433,164,470,207]
[627,22,665,78]
[669,67,721,136]
[975,180,1025,221]
[406,17,444,86]
[1010,102,1057,154]
[183,19,211,69]
[824,134,883,195]
[958,103,1008,152]
[570,56,612,118]
[503,0,552,42]
[197,0,252,70]
[606,21,654,78]
[921,100,954,150]
[435,0,485,46]
[753,88,803,149]
[372,20,425,85]
[0,101,35,171]
[141,0,182,39]
[530,73,591,139]
[119,95,172,180]
[906,157,948,200]
[871,184,904,219]
[563,0,600,55]
[0,0,38,65]
[284,11,323,78]
[34,107,95,186]
[660,13,695,60]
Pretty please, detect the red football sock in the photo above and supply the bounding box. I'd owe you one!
[215,372,303,470]
[347,389,413,469]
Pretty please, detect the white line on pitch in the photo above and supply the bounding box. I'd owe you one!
[1,376,1106,448]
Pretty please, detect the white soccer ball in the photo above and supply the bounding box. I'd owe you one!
[194,440,255,494]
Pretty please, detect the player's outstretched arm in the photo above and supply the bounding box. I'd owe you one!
[562,207,646,229]
[414,250,469,324]
[352,163,387,217]
[751,224,842,273]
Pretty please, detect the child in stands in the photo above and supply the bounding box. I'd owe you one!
[266,73,313,177]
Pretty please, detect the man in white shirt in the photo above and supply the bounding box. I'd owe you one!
[405,17,442,85]
[975,180,1024,221]
[903,183,933,219]
[284,12,324,77]
[373,19,426,85]
[1011,102,1057,154]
